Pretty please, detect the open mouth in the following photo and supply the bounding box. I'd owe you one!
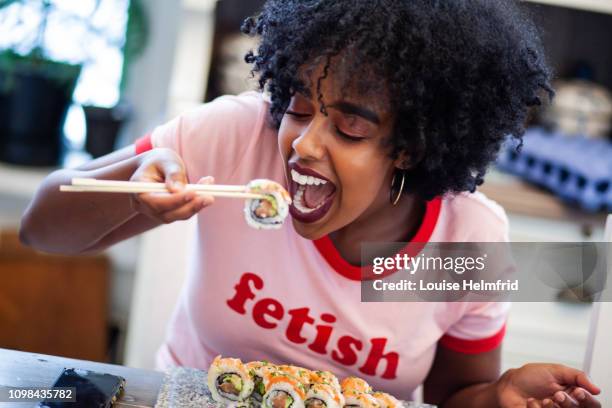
[288,164,336,224]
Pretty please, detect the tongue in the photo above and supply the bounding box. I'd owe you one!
[303,183,335,208]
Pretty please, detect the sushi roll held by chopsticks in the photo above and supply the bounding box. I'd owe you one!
[244,179,292,230]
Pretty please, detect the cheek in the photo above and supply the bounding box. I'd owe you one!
[278,120,295,160]
[335,148,390,203]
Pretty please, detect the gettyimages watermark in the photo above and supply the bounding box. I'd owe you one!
[360,242,611,302]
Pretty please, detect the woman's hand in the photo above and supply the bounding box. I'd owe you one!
[496,363,601,408]
[130,148,215,223]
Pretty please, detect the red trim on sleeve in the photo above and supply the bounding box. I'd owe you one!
[313,197,442,281]
[134,134,153,154]
[439,324,506,354]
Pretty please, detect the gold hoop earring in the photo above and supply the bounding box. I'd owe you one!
[390,171,405,206]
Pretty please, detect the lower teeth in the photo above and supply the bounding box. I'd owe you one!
[294,186,326,214]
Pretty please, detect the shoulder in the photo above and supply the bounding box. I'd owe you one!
[436,191,509,242]
[151,91,269,151]
[150,91,277,183]
[179,91,267,134]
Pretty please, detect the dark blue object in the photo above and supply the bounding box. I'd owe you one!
[497,127,612,212]
[39,368,125,408]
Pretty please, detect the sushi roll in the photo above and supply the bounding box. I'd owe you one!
[247,361,277,404]
[342,390,380,408]
[244,179,292,230]
[340,377,372,394]
[305,383,345,408]
[309,371,341,393]
[371,392,400,408]
[276,365,312,386]
[262,372,308,408]
[208,356,255,404]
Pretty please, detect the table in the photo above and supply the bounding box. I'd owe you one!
[480,172,608,243]
[480,171,608,227]
[0,348,163,407]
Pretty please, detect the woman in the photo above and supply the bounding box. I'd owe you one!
[21,1,601,406]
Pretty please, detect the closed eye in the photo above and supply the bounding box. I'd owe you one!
[285,111,311,119]
[335,127,364,142]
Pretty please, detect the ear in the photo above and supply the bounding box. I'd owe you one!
[393,151,415,170]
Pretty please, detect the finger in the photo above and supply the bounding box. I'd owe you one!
[136,190,196,215]
[575,373,600,396]
[553,367,600,396]
[197,176,215,185]
[129,193,142,213]
[570,388,601,408]
[543,398,561,408]
[554,391,579,408]
[161,160,187,192]
[193,177,215,206]
[528,398,543,408]
[159,195,214,222]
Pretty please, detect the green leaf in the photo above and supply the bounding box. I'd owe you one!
[0,0,22,9]
[120,0,150,92]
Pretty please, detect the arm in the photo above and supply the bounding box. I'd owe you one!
[424,343,501,407]
[20,146,145,254]
[19,146,211,255]
[21,93,265,255]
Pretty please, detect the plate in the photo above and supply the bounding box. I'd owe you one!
[154,367,436,408]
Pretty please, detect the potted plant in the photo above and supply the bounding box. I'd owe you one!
[0,0,83,166]
[0,0,149,165]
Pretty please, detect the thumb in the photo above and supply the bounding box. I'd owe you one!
[553,366,600,395]
[161,160,187,192]
[576,372,601,395]
[197,176,215,185]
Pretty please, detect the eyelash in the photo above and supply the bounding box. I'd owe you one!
[285,111,310,120]
[334,127,363,142]
[286,111,364,142]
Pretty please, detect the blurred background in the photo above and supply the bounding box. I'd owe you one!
[0,0,610,396]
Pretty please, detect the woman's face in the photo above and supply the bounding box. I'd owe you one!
[278,66,400,240]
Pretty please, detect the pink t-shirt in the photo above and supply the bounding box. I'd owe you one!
[134,92,510,400]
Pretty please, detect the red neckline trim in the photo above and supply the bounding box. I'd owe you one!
[313,197,442,281]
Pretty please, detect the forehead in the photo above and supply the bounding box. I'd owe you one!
[296,52,391,115]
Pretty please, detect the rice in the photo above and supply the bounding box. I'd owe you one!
[208,356,255,404]
[262,373,307,408]
[244,179,291,230]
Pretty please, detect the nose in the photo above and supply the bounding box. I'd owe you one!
[292,119,326,161]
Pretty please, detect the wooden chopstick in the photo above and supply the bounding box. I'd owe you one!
[60,185,266,199]
[60,178,268,200]
[71,178,247,192]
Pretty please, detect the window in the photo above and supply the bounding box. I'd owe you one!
[0,0,129,107]
[0,0,129,151]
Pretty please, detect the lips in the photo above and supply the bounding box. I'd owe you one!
[288,163,337,224]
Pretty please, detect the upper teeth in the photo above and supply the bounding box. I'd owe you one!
[291,169,328,186]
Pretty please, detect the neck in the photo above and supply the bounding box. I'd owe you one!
[329,194,426,266]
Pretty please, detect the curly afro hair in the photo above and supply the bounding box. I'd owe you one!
[241,0,553,200]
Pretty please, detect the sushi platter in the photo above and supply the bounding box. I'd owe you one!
[154,365,436,408]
